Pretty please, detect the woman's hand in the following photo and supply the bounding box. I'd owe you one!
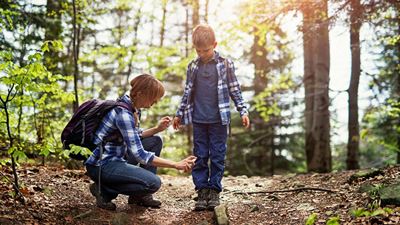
[175,155,197,172]
[156,116,172,132]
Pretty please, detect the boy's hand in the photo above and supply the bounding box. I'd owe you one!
[242,115,250,129]
[157,116,172,132]
[173,117,181,130]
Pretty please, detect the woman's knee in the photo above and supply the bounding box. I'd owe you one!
[147,174,162,193]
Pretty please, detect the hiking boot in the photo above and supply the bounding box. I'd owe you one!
[89,183,116,211]
[128,194,162,208]
[207,189,220,210]
[194,189,209,211]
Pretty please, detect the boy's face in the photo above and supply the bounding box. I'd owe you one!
[194,42,217,63]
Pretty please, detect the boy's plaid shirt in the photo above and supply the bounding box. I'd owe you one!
[85,95,155,166]
[176,51,248,125]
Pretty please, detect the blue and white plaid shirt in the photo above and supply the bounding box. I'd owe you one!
[85,95,154,166]
[176,51,248,125]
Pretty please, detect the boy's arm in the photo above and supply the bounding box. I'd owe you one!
[175,62,193,118]
[226,59,248,117]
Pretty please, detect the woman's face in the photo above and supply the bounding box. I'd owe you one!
[134,95,160,109]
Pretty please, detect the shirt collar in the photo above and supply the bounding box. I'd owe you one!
[195,50,220,65]
[120,94,137,112]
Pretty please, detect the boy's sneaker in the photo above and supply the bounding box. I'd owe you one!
[89,183,116,211]
[207,189,220,210]
[194,189,209,211]
[128,194,162,208]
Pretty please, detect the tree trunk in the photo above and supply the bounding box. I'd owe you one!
[302,4,316,171]
[72,0,79,111]
[160,0,168,47]
[204,0,209,23]
[303,0,331,173]
[185,2,189,56]
[347,0,362,170]
[192,0,199,28]
[250,28,274,175]
[395,3,400,164]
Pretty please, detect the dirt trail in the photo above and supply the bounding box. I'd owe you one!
[1,165,400,224]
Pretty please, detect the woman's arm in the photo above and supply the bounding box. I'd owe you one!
[141,116,171,138]
[151,155,196,172]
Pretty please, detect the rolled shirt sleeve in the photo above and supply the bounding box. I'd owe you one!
[115,108,155,165]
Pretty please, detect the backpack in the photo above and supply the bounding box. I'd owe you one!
[61,99,131,160]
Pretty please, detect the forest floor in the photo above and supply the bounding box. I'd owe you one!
[1,163,400,225]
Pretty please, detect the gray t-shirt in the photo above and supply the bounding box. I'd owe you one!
[192,60,221,123]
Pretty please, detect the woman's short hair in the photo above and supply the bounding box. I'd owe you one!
[130,74,165,102]
[192,24,215,47]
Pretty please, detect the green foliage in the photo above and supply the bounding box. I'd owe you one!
[60,145,92,160]
[351,207,393,218]
[0,40,75,163]
[361,100,399,167]
[305,213,317,225]
[326,216,340,225]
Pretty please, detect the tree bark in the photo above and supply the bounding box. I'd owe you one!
[192,0,199,28]
[204,0,209,23]
[302,3,316,171]
[302,0,331,173]
[347,0,362,170]
[160,0,168,47]
[72,0,79,111]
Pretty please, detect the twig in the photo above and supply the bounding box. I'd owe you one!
[233,187,336,195]
[0,170,26,204]
[74,210,93,219]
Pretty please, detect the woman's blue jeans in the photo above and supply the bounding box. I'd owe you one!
[86,135,163,201]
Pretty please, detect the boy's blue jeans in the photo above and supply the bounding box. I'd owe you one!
[192,122,227,192]
[86,135,163,201]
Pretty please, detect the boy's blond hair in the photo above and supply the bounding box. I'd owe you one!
[130,74,165,103]
[192,24,216,47]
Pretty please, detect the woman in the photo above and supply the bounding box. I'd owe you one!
[85,74,196,210]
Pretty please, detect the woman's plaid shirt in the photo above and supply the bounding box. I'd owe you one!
[85,95,154,166]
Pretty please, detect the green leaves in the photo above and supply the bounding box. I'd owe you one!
[305,213,317,225]
[41,40,64,53]
[326,216,340,225]
[350,207,393,218]
[61,145,92,159]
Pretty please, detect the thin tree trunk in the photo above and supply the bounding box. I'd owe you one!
[250,28,274,175]
[204,0,209,23]
[160,0,168,47]
[347,0,361,170]
[185,2,189,56]
[72,0,79,111]
[396,4,400,164]
[192,0,199,28]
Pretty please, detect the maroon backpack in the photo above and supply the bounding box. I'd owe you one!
[61,99,131,160]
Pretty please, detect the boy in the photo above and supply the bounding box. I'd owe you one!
[173,24,250,211]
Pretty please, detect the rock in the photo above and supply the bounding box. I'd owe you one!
[358,184,375,193]
[250,205,260,212]
[197,220,209,225]
[111,213,130,225]
[379,182,400,206]
[348,169,383,183]
[214,204,229,225]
